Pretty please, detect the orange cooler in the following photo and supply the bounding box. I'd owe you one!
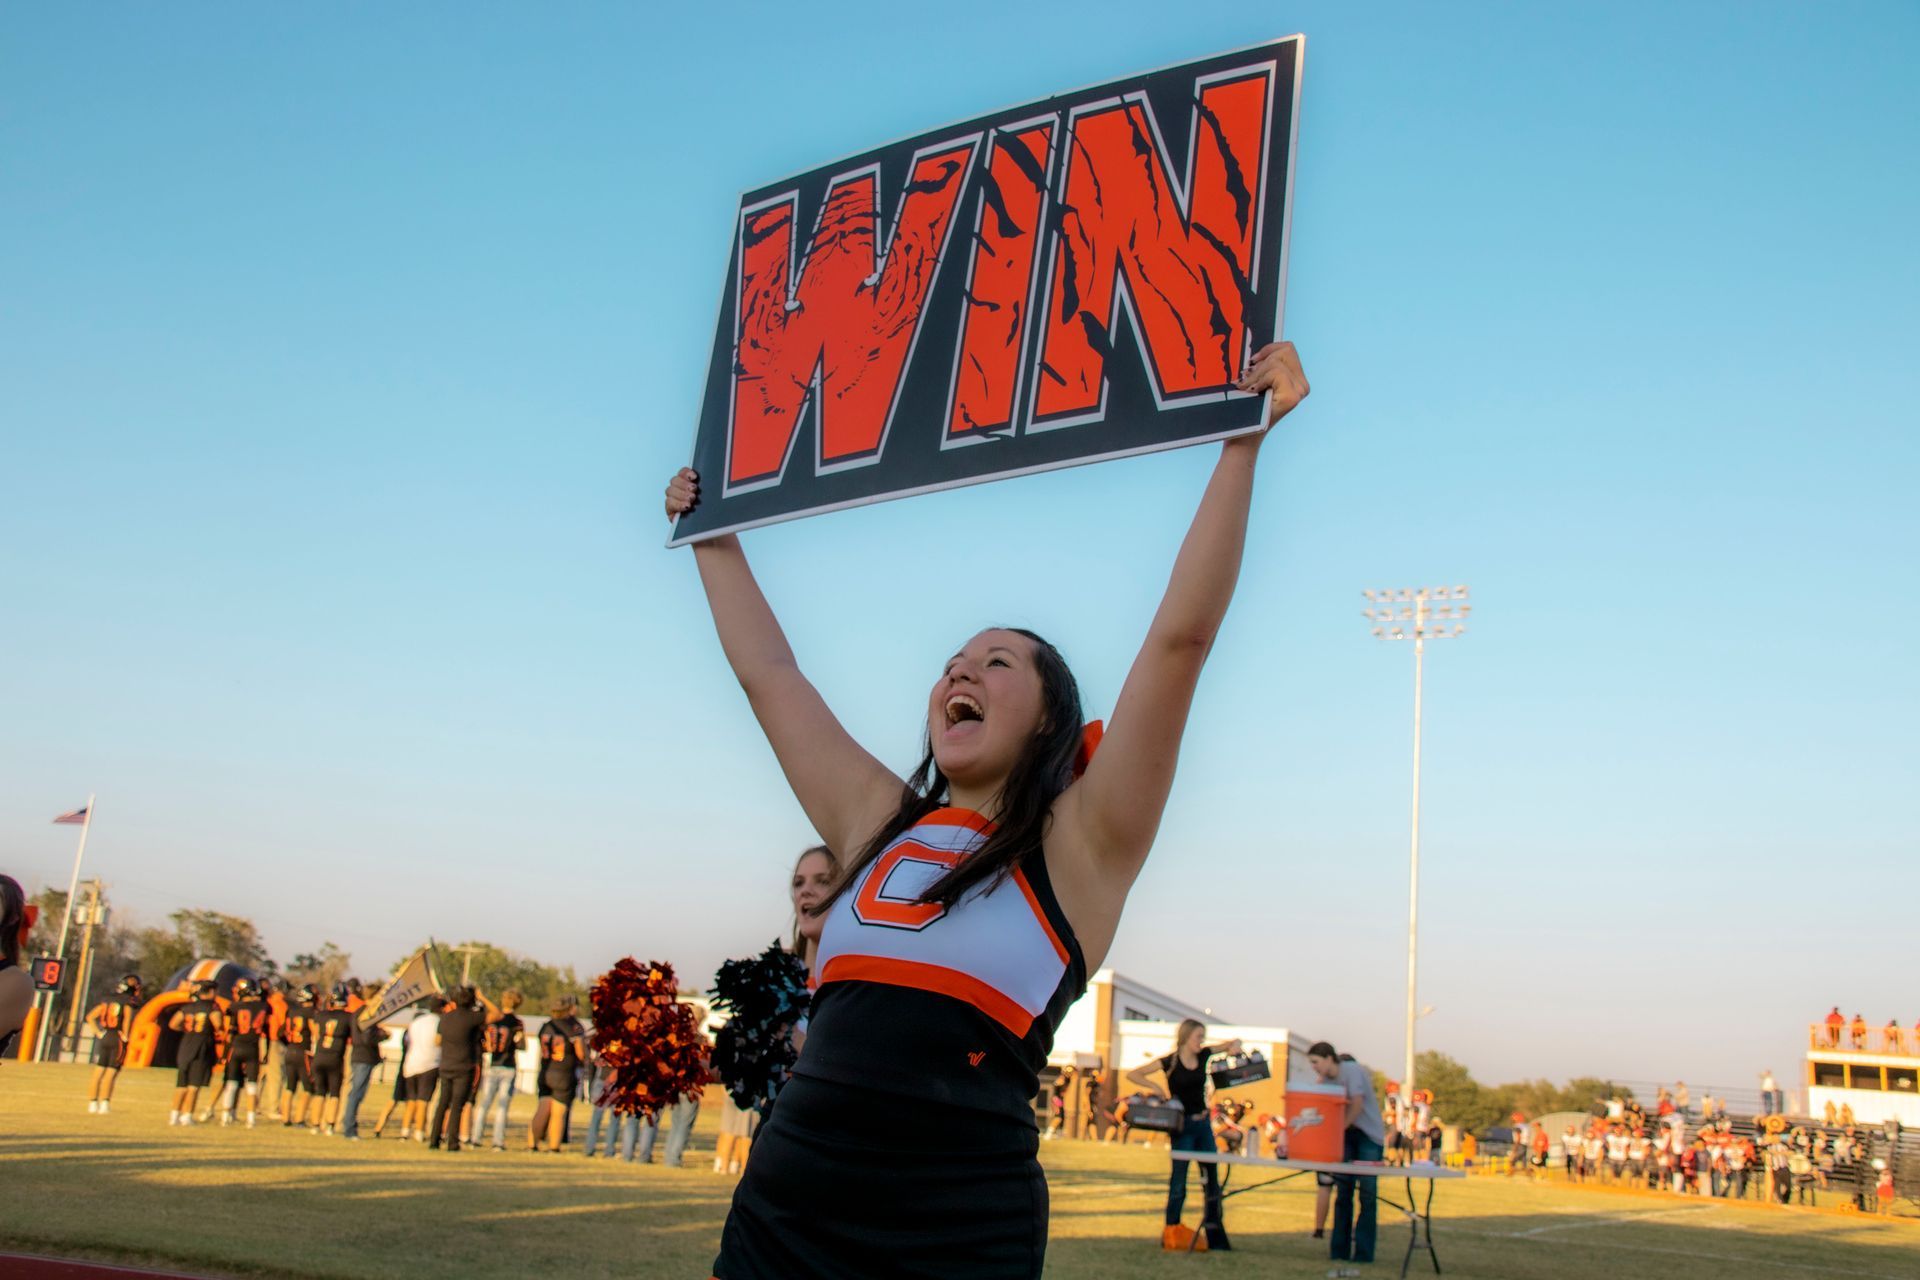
[1285,1082,1347,1163]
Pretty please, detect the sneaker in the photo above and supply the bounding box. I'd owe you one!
[100,1101,110,1115]
[196,1112,213,1124]
[221,1113,233,1126]
[310,1126,322,1135]
[324,1125,334,1136]
[491,1145,506,1153]
[88,1101,99,1114]
[246,1115,256,1128]
[168,1113,180,1126]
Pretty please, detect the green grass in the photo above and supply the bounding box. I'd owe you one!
[2,1063,1915,1278]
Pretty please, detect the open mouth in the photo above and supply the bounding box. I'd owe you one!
[944,693,984,728]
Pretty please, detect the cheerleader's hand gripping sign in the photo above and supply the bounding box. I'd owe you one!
[668,36,1305,545]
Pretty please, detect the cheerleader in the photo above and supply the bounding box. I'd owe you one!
[667,343,1310,1279]
[715,845,838,1175]
[83,974,144,1114]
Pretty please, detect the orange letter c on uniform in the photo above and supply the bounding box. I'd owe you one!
[852,841,966,931]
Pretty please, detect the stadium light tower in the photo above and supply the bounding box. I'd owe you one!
[1360,585,1470,1096]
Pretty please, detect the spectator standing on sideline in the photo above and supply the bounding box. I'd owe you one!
[533,996,588,1153]
[1308,1041,1384,1267]
[471,988,525,1151]
[401,999,442,1142]
[341,994,386,1140]
[430,985,485,1151]
[638,1076,705,1167]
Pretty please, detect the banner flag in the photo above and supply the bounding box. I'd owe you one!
[669,36,1305,545]
[361,944,444,1026]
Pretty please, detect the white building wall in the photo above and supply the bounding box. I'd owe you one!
[1808,1086,1920,1128]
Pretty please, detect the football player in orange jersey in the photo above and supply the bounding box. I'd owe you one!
[83,974,144,1114]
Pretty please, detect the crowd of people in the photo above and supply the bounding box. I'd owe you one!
[1819,1007,1919,1054]
[70,966,718,1165]
[1499,1097,1899,1215]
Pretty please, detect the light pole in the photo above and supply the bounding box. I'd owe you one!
[1361,586,1470,1095]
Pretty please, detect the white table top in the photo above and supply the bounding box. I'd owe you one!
[1168,1149,1466,1179]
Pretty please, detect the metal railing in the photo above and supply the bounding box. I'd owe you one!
[1807,1022,1914,1055]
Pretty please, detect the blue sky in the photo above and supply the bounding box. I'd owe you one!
[3,2,1915,1092]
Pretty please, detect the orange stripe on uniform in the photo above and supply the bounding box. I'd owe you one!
[818,954,1035,1037]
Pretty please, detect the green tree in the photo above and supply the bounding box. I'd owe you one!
[1412,1050,1503,1133]
[285,942,352,992]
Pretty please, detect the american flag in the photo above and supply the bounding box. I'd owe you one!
[53,807,88,825]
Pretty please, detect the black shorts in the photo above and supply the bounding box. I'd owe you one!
[225,1053,262,1084]
[91,1033,126,1069]
[176,1052,215,1089]
[281,1053,310,1091]
[714,1075,1043,1279]
[404,1072,438,1103]
[542,1069,578,1106]
[311,1059,346,1097]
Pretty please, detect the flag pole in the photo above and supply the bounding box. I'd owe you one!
[37,794,96,1063]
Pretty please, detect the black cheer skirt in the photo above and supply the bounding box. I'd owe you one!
[712,1074,1047,1279]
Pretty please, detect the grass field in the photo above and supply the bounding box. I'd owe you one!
[3,1063,1915,1278]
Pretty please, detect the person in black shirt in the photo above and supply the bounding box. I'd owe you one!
[278,985,318,1126]
[167,981,225,1126]
[430,985,486,1151]
[341,987,388,1140]
[216,979,273,1127]
[1127,1019,1242,1250]
[470,987,525,1151]
[532,996,588,1153]
[304,984,356,1134]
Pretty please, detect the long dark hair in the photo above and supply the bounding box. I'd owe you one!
[1,874,26,968]
[817,627,1083,915]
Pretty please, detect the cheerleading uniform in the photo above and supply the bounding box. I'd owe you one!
[714,807,1086,1280]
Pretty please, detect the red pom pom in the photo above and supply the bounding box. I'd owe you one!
[589,958,712,1119]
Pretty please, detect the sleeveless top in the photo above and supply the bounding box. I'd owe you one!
[801,807,1087,1125]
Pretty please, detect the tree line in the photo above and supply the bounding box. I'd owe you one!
[21,883,578,1038]
[1373,1050,1631,1134]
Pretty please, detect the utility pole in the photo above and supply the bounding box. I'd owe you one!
[449,944,485,986]
[1360,587,1471,1095]
[61,879,106,1051]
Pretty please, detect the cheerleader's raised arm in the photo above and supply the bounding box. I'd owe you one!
[1046,341,1308,970]
[663,477,904,858]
